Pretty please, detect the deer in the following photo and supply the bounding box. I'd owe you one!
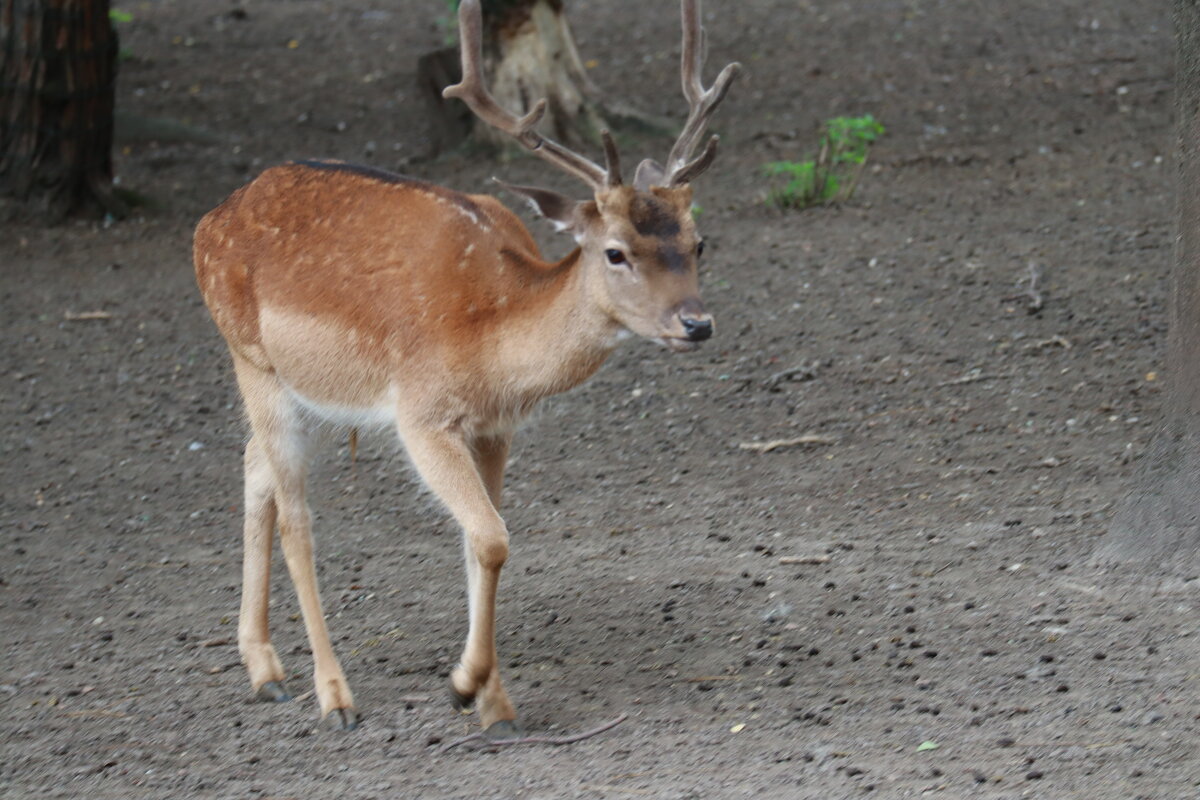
[193,0,739,738]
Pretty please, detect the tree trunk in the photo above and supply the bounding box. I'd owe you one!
[1100,0,1200,576]
[421,0,609,156]
[0,0,124,221]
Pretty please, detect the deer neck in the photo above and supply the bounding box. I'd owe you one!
[490,246,622,400]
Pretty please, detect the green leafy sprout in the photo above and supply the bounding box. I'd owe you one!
[109,9,134,61]
[763,114,885,209]
[436,0,459,46]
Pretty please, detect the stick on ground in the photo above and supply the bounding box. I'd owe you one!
[437,713,629,754]
[739,435,836,453]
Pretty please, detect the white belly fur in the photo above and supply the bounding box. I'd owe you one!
[284,384,396,431]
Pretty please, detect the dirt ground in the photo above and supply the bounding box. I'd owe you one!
[3,0,1198,797]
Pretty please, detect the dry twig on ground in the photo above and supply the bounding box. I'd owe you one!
[739,435,836,453]
[763,361,818,388]
[1001,262,1044,312]
[937,369,1010,387]
[437,713,628,754]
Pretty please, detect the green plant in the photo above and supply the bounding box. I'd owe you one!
[109,9,134,61]
[436,0,459,46]
[763,114,884,209]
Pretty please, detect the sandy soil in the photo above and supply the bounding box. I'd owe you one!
[2,0,1197,797]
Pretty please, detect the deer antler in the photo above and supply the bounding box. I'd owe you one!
[664,0,741,187]
[443,0,621,191]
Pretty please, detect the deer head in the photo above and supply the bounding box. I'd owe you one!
[443,0,740,352]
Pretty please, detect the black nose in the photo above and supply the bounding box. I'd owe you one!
[681,316,713,342]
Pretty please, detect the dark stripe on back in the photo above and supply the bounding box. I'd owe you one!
[292,159,485,220]
[294,159,414,184]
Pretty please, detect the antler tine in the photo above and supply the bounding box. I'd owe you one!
[679,0,704,105]
[601,130,622,188]
[442,0,618,191]
[665,0,741,186]
[669,134,719,188]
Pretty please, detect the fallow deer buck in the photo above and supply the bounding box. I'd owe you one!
[195,0,738,736]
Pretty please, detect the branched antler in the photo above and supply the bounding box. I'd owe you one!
[443,0,620,190]
[664,0,742,186]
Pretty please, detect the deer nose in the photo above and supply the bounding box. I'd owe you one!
[681,315,713,342]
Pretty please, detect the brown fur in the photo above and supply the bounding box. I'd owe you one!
[196,163,613,425]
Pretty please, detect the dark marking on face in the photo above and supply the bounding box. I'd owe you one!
[294,159,484,219]
[629,194,682,239]
[624,192,694,273]
[658,243,687,274]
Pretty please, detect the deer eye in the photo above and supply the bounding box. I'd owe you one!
[696,240,705,258]
[605,248,627,265]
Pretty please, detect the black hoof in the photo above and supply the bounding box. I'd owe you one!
[484,719,524,741]
[322,707,359,731]
[255,681,292,703]
[448,682,475,711]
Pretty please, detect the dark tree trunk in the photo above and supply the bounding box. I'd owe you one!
[1101,0,1200,576]
[0,0,124,221]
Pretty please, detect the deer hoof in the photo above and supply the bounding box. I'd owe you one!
[484,719,523,740]
[255,681,292,703]
[322,707,359,731]
[448,682,475,711]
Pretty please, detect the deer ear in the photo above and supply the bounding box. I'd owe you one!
[494,179,580,232]
[633,159,667,190]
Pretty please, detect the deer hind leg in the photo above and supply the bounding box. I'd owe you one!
[238,433,290,702]
[399,425,518,736]
[473,433,511,509]
[232,355,357,730]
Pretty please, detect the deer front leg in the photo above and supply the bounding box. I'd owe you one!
[399,425,518,737]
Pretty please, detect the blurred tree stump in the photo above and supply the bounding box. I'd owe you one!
[421,0,664,157]
[0,0,125,221]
